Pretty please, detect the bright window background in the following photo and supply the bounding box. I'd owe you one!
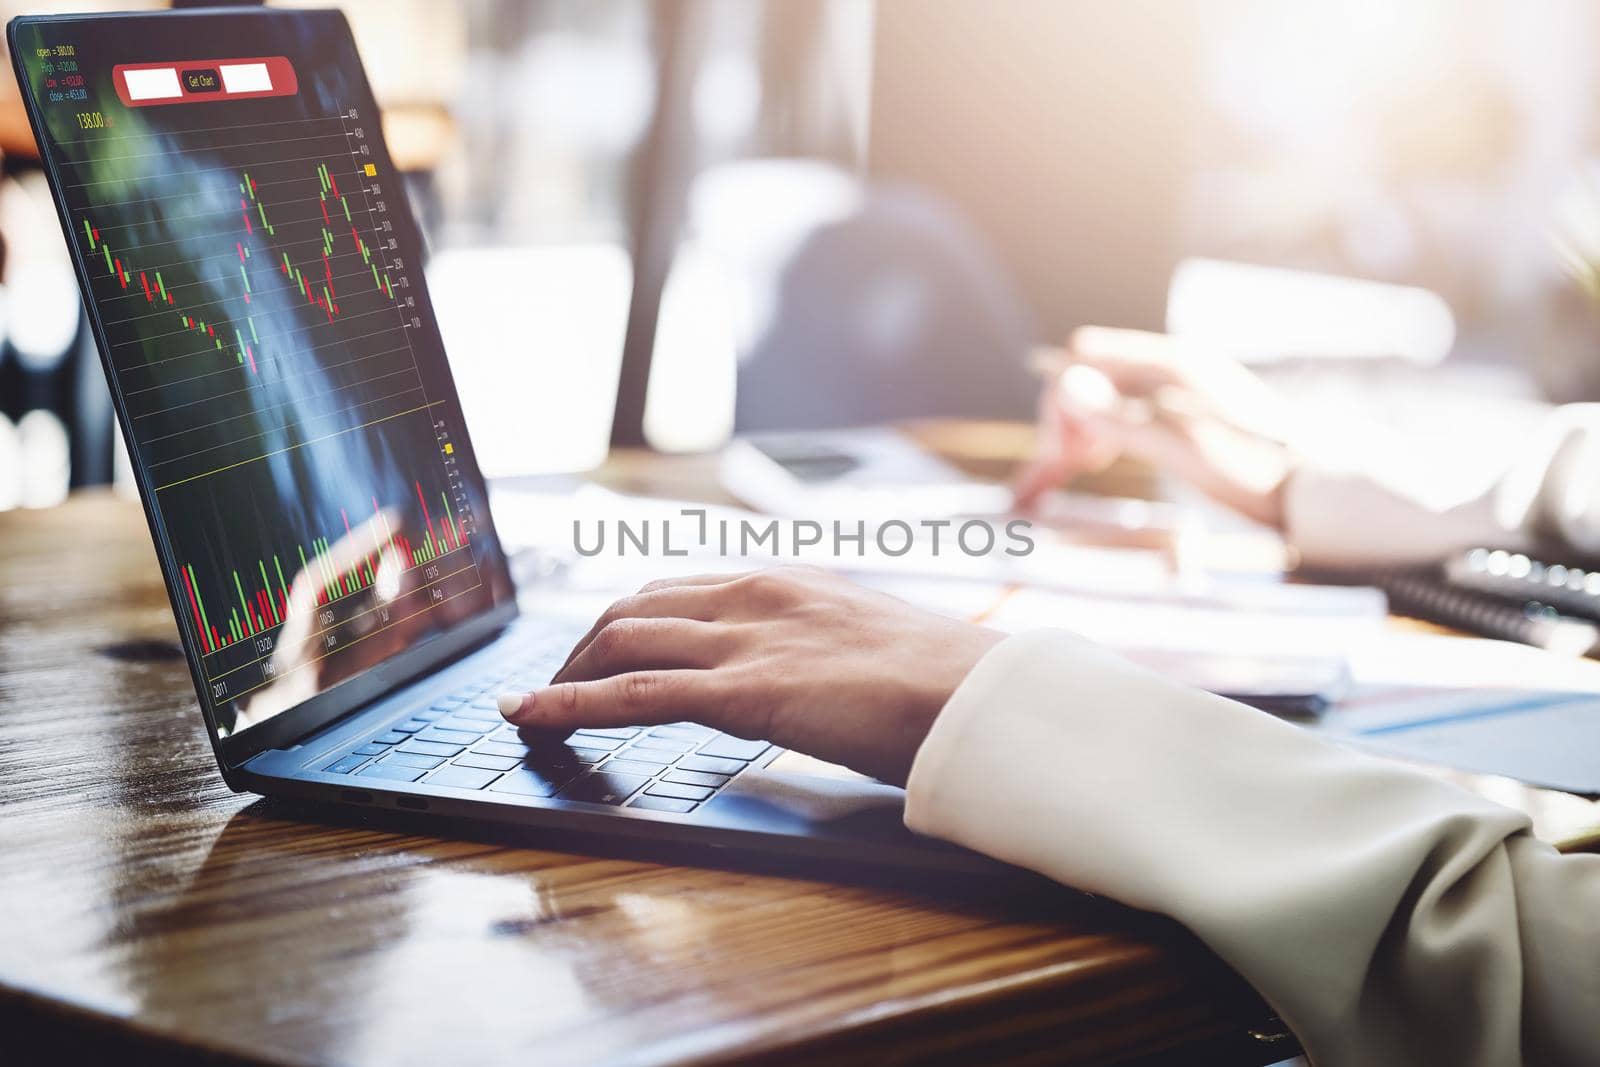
[6,2,1600,501]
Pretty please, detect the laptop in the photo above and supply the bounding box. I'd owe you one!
[10,7,989,875]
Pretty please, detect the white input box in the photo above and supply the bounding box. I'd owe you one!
[219,63,272,94]
[123,67,182,101]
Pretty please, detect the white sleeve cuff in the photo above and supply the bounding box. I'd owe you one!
[902,628,1533,1060]
[1282,466,1523,568]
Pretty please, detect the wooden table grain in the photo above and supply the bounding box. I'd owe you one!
[0,491,1297,1067]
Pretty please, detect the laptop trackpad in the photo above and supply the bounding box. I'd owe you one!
[703,750,907,826]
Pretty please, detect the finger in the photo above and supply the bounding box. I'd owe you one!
[1071,325,1177,359]
[1081,407,1215,492]
[637,571,751,594]
[1012,381,1069,509]
[499,669,728,731]
[1073,327,1285,441]
[1067,326,1189,396]
[1013,452,1075,510]
[554,617,732,684]
[1013,378,1119,508]
[555,583,736,675]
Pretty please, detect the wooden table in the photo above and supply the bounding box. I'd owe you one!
[0,489,1302,1067]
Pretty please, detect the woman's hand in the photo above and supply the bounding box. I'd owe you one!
[496,567,1004,786]
[1014,326,1298,528]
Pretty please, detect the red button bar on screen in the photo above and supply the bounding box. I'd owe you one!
[112,56,298,108]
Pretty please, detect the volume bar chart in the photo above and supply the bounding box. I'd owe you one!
[178,476,472,666]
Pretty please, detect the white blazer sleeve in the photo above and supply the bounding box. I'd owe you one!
[905,630,1600,1067]
[1285,403,1600,568]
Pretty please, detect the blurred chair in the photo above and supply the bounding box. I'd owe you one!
[635,160,1036,449]
[730,174,1036,431]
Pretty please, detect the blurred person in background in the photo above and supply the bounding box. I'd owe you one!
[494,326,1600,1065]
[1015,326,1600,568]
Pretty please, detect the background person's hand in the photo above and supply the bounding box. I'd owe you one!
[497,567,1005,786]
[1013,327,1298,528]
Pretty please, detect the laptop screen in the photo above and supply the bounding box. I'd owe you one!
[11,11,516,740]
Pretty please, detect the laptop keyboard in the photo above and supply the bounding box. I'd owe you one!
[317,660,769,814]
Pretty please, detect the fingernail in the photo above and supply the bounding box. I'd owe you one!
[496,692,529,719]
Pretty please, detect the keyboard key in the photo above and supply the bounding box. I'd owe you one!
[473,740,529,759]
[697,736,770,762]
[415,709,447,721]
[525,748,585,774]
[416,728,480,746]
[436,716,497,734]
[506,676,548,691]
[397,739,464,758]
[570,747,612,764]
[456,705,504,722]
[630,736,693,753]
[562,732,622,751]
[651,724,714,740]
[613,746,675,766]
[488,767,568,798]
[391,719,429,734]
[432,700,468,711]
[372,731,410,746]
[601,758,667,777]
[384,751,446,770]
[677,755,747,776]
[629,795,698,814]
[324,754,369,773]
[426,765,501,791]
[354,743,391,756]
[558,770,649,806]
[645,781,714,802]
[454,752,521,772]
[573,727,640,741]
[662,769,730,789]
[357,762,425,782]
